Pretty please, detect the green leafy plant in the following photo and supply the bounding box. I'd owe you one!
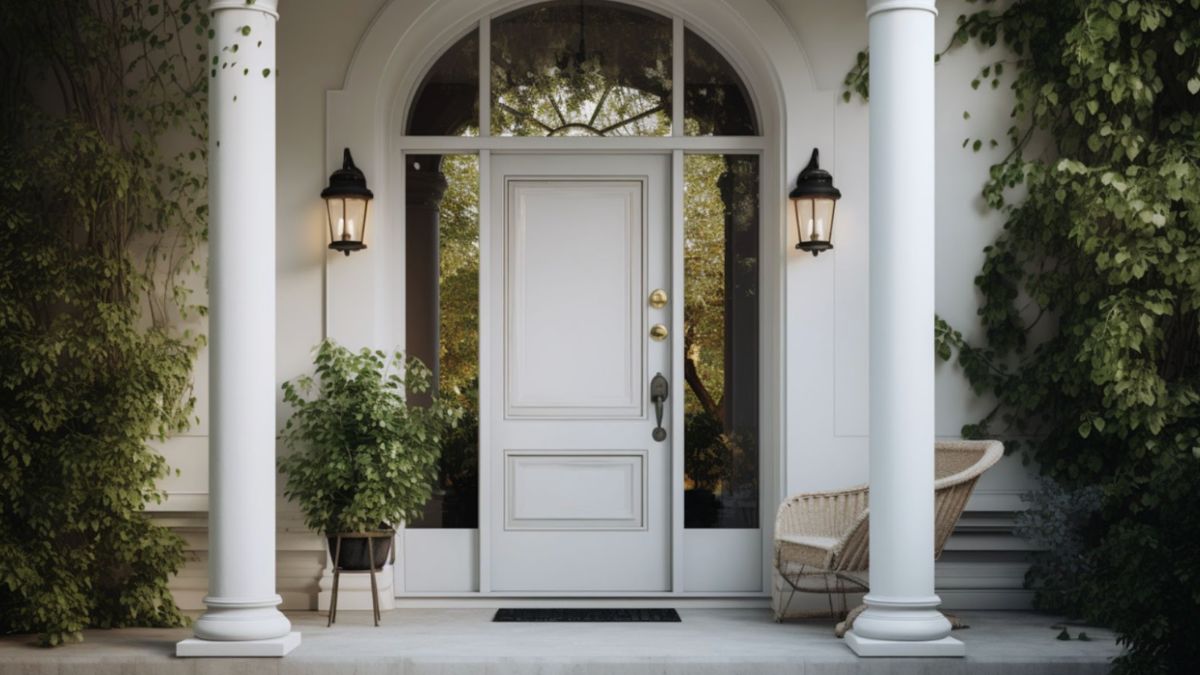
[849,2,1200,672]
[0,0,207,646]
[279,340,462,534]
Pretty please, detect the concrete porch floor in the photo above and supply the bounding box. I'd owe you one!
[0,609,1119,674]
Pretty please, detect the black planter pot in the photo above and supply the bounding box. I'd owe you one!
[327,531,393,571]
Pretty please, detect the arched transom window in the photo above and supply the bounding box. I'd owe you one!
[406,0,758,137]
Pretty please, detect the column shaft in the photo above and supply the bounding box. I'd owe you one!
[847,0,960,656]
[189,0,291,646]
[405,157,448,404]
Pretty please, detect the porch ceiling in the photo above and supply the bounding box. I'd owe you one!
[1,609,1119,674]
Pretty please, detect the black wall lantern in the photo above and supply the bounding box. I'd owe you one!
[790,148,841,256]
[322,148,374,256]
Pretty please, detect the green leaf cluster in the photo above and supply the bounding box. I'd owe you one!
[0,0,208,646]
[900,2,1200,672]
[279,341,463,534]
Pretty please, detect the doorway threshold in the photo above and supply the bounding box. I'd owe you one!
[393,594,769,609]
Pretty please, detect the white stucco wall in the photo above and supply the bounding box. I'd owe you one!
[154,0,1035,609]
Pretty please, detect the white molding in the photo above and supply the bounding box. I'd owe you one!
[669,148,684,592]
[865,0,939,19]
[477,148,494,594]
[148,492,209,512]
[671,17,684,137]
[396,136,768,152]
[478,16,490,136]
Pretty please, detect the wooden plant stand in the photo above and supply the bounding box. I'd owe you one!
[327,530,395,627]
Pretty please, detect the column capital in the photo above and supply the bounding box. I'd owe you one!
[866,0,937,18]
[209,0,279,19]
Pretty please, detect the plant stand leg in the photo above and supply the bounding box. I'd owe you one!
[367,537,379,626]
[328,537,343,627]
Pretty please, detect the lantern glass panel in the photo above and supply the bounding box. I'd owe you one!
[327,196,370,246]
[792,196,835,244]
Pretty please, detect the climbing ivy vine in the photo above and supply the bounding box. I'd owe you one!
[0,0,208,645]
[848,1,1200,672]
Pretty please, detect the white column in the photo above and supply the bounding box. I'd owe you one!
[177,0,299,658]
[844,0,963,658]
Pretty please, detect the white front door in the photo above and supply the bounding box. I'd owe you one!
[487,153,672,592]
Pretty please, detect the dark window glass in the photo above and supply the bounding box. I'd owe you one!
[407,30,479,136]
[409,154,480,528]
[491,1,671,136]
[683,154,759,528]
[684,29,757,136]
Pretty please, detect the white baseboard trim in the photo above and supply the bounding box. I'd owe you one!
[391,595,770,609]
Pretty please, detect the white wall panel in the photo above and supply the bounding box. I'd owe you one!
[403,529,479,593]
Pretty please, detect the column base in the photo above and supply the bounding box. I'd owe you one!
[177,631,301,657]
[844,631,964,657]
[191,596,293,641]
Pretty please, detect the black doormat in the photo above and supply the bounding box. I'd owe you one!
[493,608,681,622]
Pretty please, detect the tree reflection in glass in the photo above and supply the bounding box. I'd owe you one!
[684,155,760,528]
[491,1,672,136]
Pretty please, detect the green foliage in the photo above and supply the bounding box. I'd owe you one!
[866,2,1200,672]
[0,0,206,646]
[279,341,463,534]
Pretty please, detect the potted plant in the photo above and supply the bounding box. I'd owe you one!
[279,339,461,571]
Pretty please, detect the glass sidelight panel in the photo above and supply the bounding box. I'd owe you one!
[683,154,760,528]
[490,1,672,136]
[409,154,480,528]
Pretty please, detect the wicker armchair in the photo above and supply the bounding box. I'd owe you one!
[772,440,1004,623]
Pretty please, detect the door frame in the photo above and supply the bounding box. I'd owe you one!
[394,142,773,597]
[323,0,814,598]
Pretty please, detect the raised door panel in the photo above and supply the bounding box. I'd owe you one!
[505,179,644,418]
[505,451,646,530]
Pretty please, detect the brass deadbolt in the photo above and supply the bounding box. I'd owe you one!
[650,324,669,341]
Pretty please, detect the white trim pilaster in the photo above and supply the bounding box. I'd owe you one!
[844,0,963,658]
[178,0,298,658]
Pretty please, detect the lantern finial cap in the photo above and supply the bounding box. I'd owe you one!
[321,147,374,200]
[789,148,841,201]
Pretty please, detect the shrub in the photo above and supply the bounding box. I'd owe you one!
[0,0,207,645]
[1014,478,1103,618]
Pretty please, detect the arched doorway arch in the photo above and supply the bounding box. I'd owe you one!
[325,0,825,599]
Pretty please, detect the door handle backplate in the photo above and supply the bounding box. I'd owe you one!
[650,372,669,442]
